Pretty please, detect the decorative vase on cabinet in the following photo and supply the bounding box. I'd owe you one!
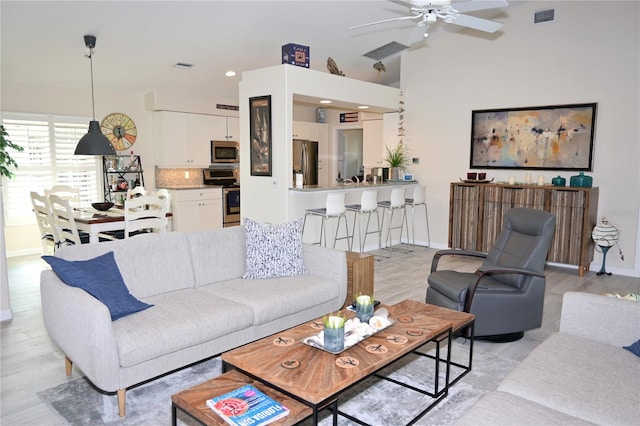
[570,172,593,188]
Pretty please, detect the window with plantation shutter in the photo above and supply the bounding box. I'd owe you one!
[1,113,101,226]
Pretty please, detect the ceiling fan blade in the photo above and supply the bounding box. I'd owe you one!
[451,13,503,32]
[452,0,508,14]
[350,14,421,30]
[388,0,419,8]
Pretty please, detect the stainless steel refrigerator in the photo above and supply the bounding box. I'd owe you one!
[293,140,318,185]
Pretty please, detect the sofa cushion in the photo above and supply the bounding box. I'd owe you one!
[186,226,248,287]
[455,391,595,425]
[42,252,152,321]
[498,332,640,425]
[204,274,338,326]
[243,218,306,279]
[55,232,196,299]
[113,290,254,367]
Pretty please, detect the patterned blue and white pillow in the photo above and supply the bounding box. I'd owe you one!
[243,218,307,279]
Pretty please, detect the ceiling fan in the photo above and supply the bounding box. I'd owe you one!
[351,0,509,39]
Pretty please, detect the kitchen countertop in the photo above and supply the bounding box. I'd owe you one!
[289,180,418,192]
[157,185,222,190]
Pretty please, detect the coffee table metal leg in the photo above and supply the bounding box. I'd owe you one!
[171,403,177,426]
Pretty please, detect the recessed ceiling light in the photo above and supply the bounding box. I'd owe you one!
[175,63,193,69]
[225,70,237,77]
[358,105,370,109]
[319,100,332,104]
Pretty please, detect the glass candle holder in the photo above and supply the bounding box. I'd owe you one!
[356,295,374,323]
[324,319,345,352]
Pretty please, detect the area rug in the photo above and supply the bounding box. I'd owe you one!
[38,340,517,425]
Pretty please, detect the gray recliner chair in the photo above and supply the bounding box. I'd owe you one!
[426,208,556,342]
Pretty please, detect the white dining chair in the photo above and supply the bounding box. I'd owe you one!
[30,191,58,253]
[127,185,146,199]
[45,185,81,206]
[152,188,172,230]
[48,194,90,246]
[123,194,168,238]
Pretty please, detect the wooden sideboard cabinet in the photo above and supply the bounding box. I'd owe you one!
[449,182,599,276]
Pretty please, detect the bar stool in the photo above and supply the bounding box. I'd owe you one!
[302,192,351,250]
[377,187,409,257]
[345,189,382,254]
[405,185,431,249]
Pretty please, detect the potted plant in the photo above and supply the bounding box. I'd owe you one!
[384,142,409,180]
[1,125,24,179]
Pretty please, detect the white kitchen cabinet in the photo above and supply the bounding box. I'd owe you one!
[363,119,384,168]
[154,111,230,167]
[170,188,222,232]
[225,116,239,141]
[292,121,318,140]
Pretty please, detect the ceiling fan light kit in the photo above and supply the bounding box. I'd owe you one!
[351,0,508,39]
[74,34,116,156]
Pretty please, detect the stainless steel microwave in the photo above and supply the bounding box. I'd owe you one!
[211,141,239,163]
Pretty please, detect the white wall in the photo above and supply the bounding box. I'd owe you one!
[400,0,639,275]
[239,65,400,225]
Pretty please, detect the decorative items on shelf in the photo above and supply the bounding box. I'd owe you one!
[570,172,593,188]
[592,217,624,276]
[552,175,566,187]
[384,142,409,180]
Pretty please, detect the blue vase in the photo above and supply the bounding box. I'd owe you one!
[570,172,593,188]
[551,176,566,187]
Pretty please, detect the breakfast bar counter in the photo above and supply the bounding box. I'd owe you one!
[289,180,417,192]
[288,181,419,249]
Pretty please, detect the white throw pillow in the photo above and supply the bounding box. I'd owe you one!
[243,218,307,279]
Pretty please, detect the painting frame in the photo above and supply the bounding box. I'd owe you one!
[470,103,597,171]
[249,95,272,176]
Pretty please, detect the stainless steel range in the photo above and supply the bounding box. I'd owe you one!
[203,167,240,227]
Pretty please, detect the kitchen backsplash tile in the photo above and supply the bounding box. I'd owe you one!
[155,166,203,188]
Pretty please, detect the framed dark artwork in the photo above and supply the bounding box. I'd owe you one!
[470,103,597,171]
[249,95,272,176]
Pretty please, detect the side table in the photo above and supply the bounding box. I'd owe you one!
[343,251,374,308]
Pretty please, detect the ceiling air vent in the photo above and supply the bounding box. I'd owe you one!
[363,41,409,61]
[533,8,555,25]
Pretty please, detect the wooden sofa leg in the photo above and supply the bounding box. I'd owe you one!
[117,389,126,417]
[64,356,72,376]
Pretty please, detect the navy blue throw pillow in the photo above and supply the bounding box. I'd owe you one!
[42,252,152,321]
[623,339,640,358]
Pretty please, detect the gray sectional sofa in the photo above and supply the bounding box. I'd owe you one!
[456,291,640,425]
[40,225,347,417]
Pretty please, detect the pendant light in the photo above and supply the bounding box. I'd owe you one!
[74,35,116,156]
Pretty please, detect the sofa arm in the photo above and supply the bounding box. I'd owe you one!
[302,244,348,306]
[559,291,640,347]
[40,270,122,392]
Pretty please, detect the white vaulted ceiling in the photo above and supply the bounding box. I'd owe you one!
[0,0,510,102]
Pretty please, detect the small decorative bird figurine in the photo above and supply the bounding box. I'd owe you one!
[327,57,345,76]
[373,61,386,83]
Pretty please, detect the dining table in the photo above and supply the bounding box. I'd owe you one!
[73,206,172,243]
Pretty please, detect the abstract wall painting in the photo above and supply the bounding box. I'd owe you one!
[470,103,597,171]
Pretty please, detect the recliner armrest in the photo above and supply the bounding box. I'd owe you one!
[431,249,487,272]
[476,265,545,279]
[464,266,545,311]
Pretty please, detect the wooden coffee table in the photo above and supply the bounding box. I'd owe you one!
[216,300,474,425]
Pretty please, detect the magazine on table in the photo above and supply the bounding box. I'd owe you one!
[206,384,290,426]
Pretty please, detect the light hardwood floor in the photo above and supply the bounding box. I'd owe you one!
[1,248,638,425]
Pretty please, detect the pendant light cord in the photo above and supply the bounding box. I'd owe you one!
[86,47,96,121]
